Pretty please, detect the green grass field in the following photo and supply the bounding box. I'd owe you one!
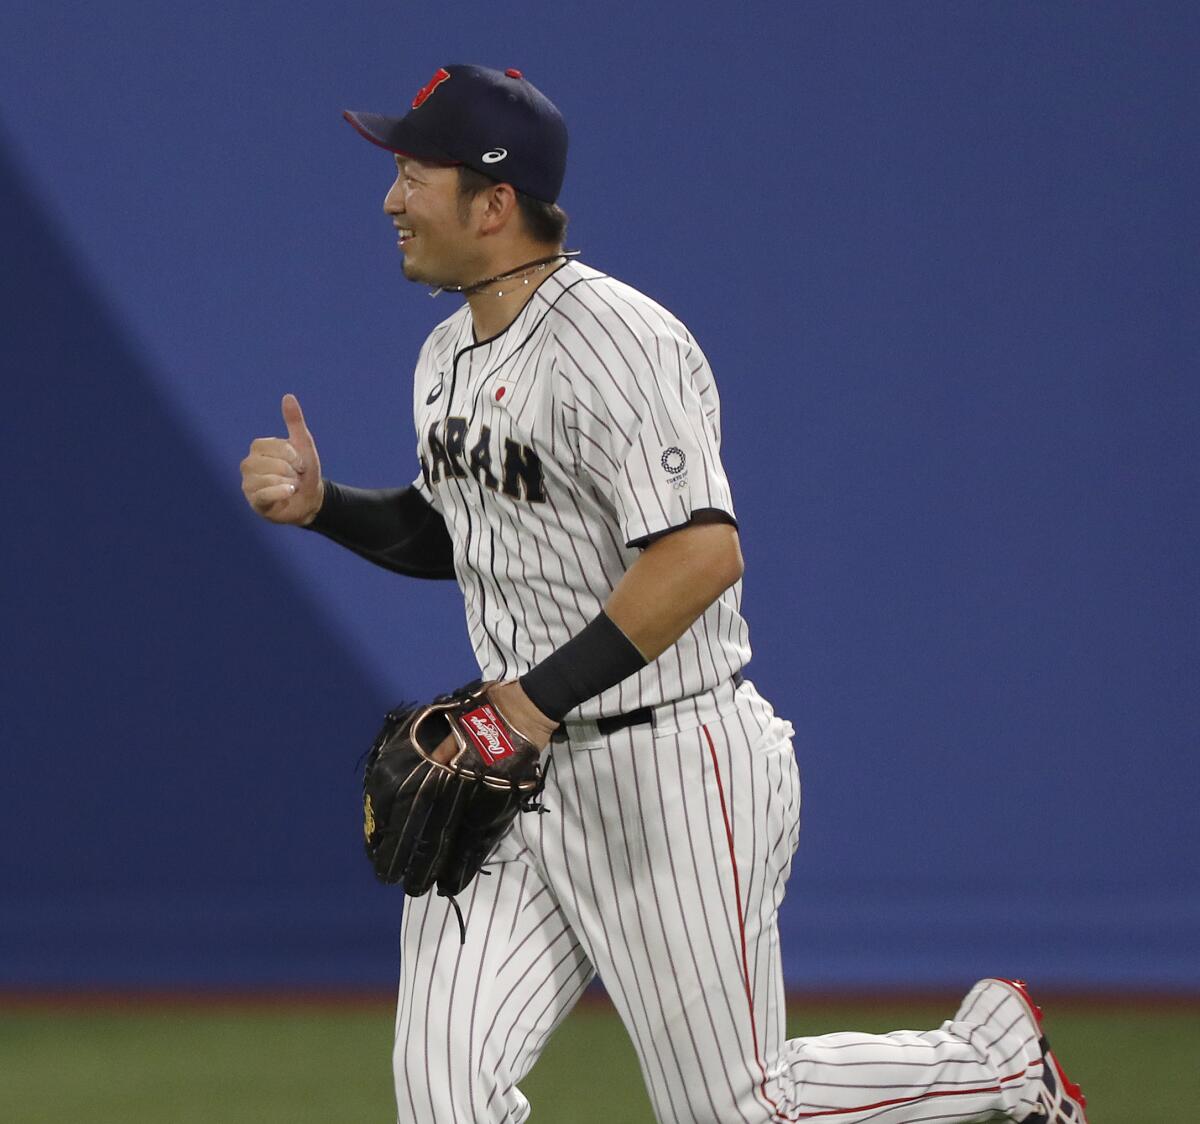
[1,997,1196,1122]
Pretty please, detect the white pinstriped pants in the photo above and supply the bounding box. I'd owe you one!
[392,682,1042,1123]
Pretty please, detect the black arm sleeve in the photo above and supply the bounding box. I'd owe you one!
[303,480,456,580]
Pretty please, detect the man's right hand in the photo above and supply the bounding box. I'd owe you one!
[240,393,324,525]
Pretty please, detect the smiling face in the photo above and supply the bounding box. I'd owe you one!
[384,155,490,288]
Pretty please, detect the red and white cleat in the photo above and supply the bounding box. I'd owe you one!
[991,978,1090,1123]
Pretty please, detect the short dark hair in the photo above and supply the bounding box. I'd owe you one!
[457,166,568,246]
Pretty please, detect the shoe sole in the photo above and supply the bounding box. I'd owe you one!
[993,978,1089,1123]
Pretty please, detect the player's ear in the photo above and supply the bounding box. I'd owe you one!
[478,182,519,234]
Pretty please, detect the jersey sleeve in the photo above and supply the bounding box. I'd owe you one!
[411,333,445,514]
[555,305,737,549]
[412,462,442,513]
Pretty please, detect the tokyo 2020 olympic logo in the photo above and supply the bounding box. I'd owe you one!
[661,447,686,475]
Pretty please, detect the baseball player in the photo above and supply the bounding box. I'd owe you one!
[240,64,1089,1124]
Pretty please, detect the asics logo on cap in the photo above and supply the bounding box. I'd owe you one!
[412,67,451,109]
[482,148,508,163]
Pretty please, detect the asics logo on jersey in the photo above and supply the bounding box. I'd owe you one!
[482,148,508,163]
[420,417,547,504]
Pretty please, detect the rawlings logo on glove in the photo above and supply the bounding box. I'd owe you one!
[461,704,518,764]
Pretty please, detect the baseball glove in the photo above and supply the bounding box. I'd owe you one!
[362,680,545,923]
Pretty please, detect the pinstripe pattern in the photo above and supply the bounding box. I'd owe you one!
[390,684,1042,1122]
[390,265,1044,1122]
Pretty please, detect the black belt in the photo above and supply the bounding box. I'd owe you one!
[596,708,652,736]
[558,670,745,740]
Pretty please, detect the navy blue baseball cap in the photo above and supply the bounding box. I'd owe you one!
[344,64,568,204]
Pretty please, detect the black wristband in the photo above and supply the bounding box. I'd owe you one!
[519,611,648,723]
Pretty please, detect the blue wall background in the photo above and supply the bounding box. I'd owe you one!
[1,1,1196,992]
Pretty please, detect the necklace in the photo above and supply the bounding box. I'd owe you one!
[429,250,580,298]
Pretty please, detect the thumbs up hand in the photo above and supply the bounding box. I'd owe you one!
[240,394,325,525]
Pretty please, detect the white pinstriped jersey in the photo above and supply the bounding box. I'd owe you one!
[410,260,751,726]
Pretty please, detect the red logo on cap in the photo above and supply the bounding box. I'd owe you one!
[412,67,451,109]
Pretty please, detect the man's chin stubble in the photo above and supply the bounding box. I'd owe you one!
[402,258,463,289]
